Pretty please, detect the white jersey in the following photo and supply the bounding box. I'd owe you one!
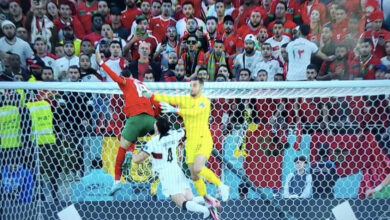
[41,56,59,80]
[265,35,290,62]
[143,129,189,197]
[381,56,390,69]
[254,58,283,81]
[234,51,263,77]
[176,17,206,38]
[286,37,318,81]
[56,55,79,80]
[143,129,185,174]
[101,57,127,82]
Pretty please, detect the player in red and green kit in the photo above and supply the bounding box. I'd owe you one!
[95,49,160,196]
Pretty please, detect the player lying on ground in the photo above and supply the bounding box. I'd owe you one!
[131,117,221,220]
[95,48,160,196]
[143,77,230,202]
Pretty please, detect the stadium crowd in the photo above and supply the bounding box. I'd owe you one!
[1,0,390,204]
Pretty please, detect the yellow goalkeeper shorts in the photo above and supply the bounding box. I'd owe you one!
[185,135,213,164]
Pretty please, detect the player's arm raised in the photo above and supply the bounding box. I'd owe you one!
[153,94,190,107]
[96,50,126,85]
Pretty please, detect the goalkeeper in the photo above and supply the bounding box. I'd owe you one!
[144,77,230,202]
[131,117,221,220]
[95,49,160,196]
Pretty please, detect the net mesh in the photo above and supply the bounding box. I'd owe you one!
[1,82,390,220]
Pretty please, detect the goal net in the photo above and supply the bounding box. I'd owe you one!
[1,80,390,220]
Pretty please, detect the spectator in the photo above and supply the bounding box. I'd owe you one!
[143,72,155,82]
[331,5,349,43]
[216,64,232,81]
[124,14,158,62]
[312,26,336,69]
[268,2,297,39]
[129,0,152,36]
[80,158,113,201]
[318,43,350,80]
[381,41,390,69]
[3,52,30,81]
[9,1,25,28]
[215,73,227,82]
[79,53,102,82]
[310,143,339,198]
[176,1,205,38]
[374,64,387,80]
[281,43,288,76]
[385,70,390,79]
[25,0,57,51]
[360,11,390,59]
[286,24,332,81]
[26,56,46,81]
[84,13,104,45]
[56,41,79,81]
[308,9,322,43]
[274,73,284,81]
[233,34,262,79]
[100,23,126,47]
[15,27,29,42]
[102,40,127,82]
[162,51,178,82]
[54,1,85,41]
[68,65,81,82]
[255,69,268,81]
[149,0,176,43]
[283,156,312,198]
[128,41,161,82]
[121,0,142,30]
[254,42,283,81]
[110,7,130,40]
[174,60,187,82]
[265,20,291,62]
[205,16,221,49]
[61,25,82,56]
[237,9,266,47]
[349,38,381,80]
[97,0,110,22]
[196,66,209,81]
[154,25,179,69]
[80,39,94,56]
[222,15,238,58]
[41,66,55,82]
[256,27,269,47]
[0,20,34,68]
[180,34,204,77]
[54,43,65,58]
[270,0,301,23]
[300,0,326,25]
[76,0,98,33]
[306,64,318,81]
[0,0,10,20]
[46,1,59,21]
[209,0,226,37]
[33,37,59,79]
[232,0,258,30]
[151,0,162,17]
[238,68,251,81]
[204,39,231,81]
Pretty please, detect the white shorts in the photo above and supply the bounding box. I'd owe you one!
[158,165,191,198]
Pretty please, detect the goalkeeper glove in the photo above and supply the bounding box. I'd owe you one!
[160,102,179,113]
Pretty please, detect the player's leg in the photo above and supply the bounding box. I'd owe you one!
[193,143,230,202]
[171,193,212,219]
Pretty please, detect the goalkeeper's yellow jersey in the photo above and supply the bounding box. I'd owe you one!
[154,93,212,142]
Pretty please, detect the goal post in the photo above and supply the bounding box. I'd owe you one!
[1,80,390,220]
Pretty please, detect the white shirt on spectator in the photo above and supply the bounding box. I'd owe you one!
[101,57,127,82]
[0,37,34,68]
[176,17,206,38]
[381,56,390,69]
[286,37,318,81]
[41,56,59,80]
[265,36,291,62]
[254,59,283,81]
[234,51,263,77]
[56,55,79,80]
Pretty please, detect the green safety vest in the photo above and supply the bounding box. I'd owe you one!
[0,105,22,148]
[26,100,56,145]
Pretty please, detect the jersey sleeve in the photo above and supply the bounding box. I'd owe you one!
[143,138,155,155]
[101,62,125,85]
[153,94,190,107]
[310,41,319,54]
